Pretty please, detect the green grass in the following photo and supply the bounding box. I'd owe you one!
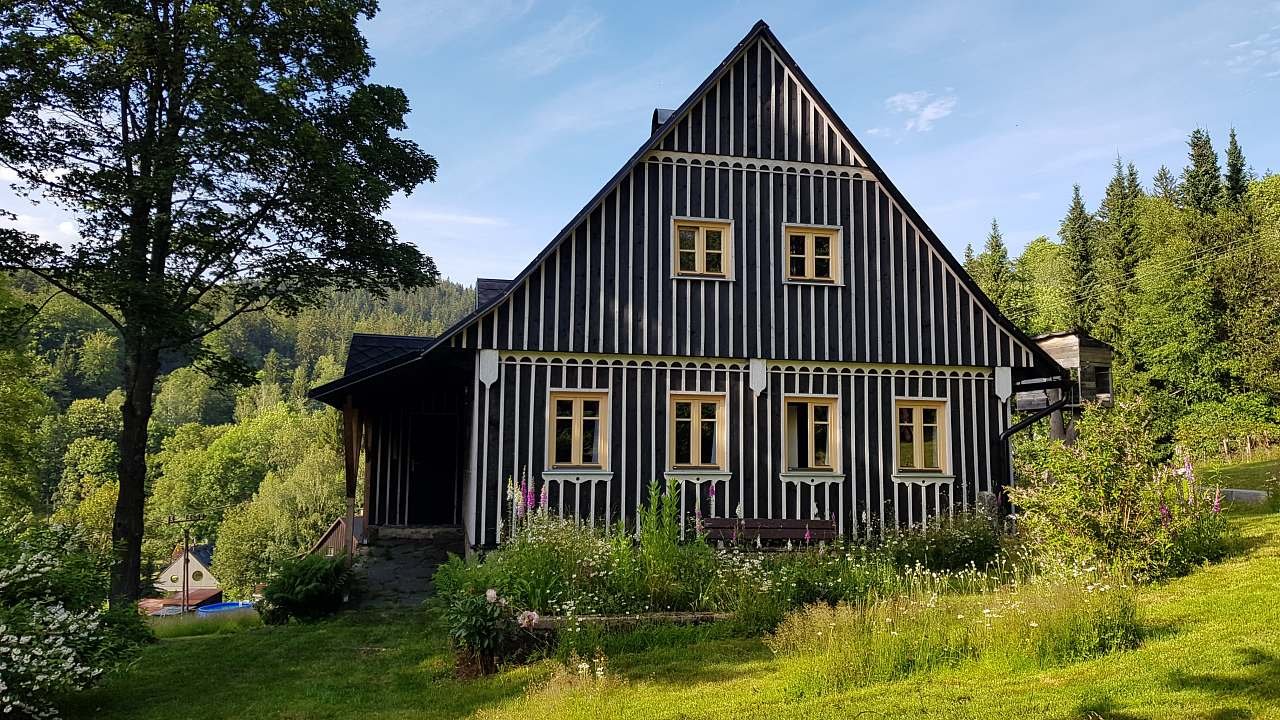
[1201,451,1280,492]
[64,510,1280,720]
[148,609,262,639]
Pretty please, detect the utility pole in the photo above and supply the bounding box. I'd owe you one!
[166,514,205,613]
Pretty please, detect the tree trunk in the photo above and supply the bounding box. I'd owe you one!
[109,335,161,607]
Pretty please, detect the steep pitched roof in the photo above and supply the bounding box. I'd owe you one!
[311,21,1064,399]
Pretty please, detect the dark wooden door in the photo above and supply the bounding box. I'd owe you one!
[408,412,459,525]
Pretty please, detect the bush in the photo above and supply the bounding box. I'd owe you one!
[881,511,1003,572]
[0,517,150,719]
[1011,399,1232,581]
[260,554,356,623]
[444,590,522,676]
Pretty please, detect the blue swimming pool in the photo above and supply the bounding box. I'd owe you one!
[196,601,255,616]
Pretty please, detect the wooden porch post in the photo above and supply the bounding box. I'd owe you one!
[342,396,360,562]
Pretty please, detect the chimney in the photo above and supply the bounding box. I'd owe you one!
[475,278,510,309]
[651,108,675,135]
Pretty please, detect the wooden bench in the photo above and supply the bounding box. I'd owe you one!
[701,517,838,544]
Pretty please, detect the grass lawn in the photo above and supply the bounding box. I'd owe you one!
[1201,451,1280,492]
[64,509,1280,720]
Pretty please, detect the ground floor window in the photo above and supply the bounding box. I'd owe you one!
[785,397,838,471]
[896,399,947,473]
[668,394,726,469]
[547,391,609,468]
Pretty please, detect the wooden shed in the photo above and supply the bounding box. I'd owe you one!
[1015,330,1113,412]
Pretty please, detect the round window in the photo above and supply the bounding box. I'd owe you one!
[169,574,179,584]
[191,570,204,582]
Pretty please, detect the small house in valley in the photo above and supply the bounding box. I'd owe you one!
[309,21,1068,552]
[140,544,223,614]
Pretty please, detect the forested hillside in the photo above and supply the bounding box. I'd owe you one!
[0,277,473,595]
[966,129,1280,459]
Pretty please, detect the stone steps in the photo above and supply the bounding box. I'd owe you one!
[353,525,465,608]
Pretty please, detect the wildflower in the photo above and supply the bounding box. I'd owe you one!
[1212,487,1222,514]
[1160,503,1171,527]
[708,483,716,499]
[485,588,498,603]
[803,526,812,544]
[517,610,539,629]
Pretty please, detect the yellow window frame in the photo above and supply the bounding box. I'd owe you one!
[785,396,839,471]
[547,391,610,469]
[672,219,732,278]
[668,393,727,470]
[895,399,948,473]
[783,225,841,283]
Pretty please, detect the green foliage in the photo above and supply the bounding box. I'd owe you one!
[968,219,1032,330]
[1223,128,1250,205]
[148,609,262,639]
[1174,394,1280,461]
[1093,158,1146,343]
[1181,128,1223,213]
[767,581,1140,696]
[444,592,521,675]
[880,511,1002,572]
[0,517,150,718]
[1059,184,1098,331]
[1014,236,1072,336]
[260,554,356,623]
[1011,400,1231,581]
[0,279,52,515]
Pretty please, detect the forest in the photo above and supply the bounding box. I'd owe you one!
[1,127,1277,598]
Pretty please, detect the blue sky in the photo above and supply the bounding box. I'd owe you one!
[6,1,1279,285]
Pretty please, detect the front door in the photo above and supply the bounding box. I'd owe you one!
[407,412,459,525]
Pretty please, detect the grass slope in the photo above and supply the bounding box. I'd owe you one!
[1201,454,1280,492]
[65,511,1280,720]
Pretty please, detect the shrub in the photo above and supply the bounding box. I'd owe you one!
[881,511,1003,573]
[0,517,150,719]
[444,589,520,676]
[1011,399,1232,581]
[260,554,355,623]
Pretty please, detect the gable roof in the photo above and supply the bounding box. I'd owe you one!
[310,21,1063,400]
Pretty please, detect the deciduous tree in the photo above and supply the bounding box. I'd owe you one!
[0,1,438,605]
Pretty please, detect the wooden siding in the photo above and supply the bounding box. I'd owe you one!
[468,353,1005,547]
[446,34,1039,370]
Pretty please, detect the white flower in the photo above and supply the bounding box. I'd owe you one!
[485,588,498,603]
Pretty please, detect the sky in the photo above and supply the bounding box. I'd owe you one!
[5,1,1280,286]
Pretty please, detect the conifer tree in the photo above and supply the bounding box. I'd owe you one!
[1094,159,1145,342]
[1059,185,1098,331]
[1153,165,1180,202]
[1181,128,1222,213]
[1223,128,1250,205]
[972,219,1031,329]
[963,243,976,271]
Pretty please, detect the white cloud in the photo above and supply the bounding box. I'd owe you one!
[0,166,16,182]
[57,220,77,236]
[884,90,957,132]
[501,10,601,76]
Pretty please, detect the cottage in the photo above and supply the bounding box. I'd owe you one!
[310,21,1067,552]
[140,544,223,614]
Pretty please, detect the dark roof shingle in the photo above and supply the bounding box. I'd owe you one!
[344,333,435,376]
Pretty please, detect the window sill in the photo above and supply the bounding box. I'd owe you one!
[782,279,845,287]
[664,469,733,483]
[891,473,954,486]
[670,274,736,282]
[541,469,614,485]
[779,471,845,485]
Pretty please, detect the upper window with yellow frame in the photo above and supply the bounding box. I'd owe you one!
[547,391,609,469]
[668,393,727,470]
[895,399,948,475]
[784,224,841,284]
[672,218,732,279]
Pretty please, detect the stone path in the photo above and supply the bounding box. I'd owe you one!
[354,526,465,608]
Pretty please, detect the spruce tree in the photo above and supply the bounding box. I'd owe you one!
[1094,158,1144,342]
[963,242,976,272]
[972,219,1031,329]
[1223,127,1250,205]
[1059,185,1098,331]
[1153,165,1180,202]
[1181,128,1222,213]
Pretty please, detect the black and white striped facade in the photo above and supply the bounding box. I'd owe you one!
[312,22,1062,549]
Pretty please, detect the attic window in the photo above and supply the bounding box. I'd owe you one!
[672,218,732,279]
[191,570,204,582]
[784,225,841,283]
